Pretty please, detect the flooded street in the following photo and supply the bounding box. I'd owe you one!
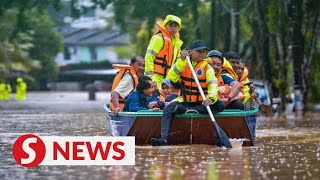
[1,92,320,179]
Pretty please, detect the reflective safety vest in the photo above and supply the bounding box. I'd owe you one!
[180,60,209,103]
[110,64,138,110]
[151,22,179,77]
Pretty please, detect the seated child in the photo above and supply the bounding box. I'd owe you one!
[165,80,180,102]
[160,78,173,102]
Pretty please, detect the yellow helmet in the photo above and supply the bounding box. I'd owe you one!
[17,78,23,82]
[162,14,182,30]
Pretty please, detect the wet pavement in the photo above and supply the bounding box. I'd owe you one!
[1,92,320,179]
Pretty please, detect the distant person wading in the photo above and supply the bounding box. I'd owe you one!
[16,78,27,100]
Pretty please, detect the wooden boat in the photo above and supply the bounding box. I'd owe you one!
[104,104,259,146]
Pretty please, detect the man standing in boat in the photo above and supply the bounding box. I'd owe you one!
[110,56,145,115]
[150,40,226,146]
[144,14,183,89]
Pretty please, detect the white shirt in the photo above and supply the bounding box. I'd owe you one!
[114,72,135,98]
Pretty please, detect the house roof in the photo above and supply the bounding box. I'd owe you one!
[57,27,128,46]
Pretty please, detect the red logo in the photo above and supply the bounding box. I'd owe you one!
[12,134,46,168]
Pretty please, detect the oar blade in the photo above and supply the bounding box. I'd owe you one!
[215,126,232,148]
[259,104,273,116]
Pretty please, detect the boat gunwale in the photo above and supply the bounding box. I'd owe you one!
[104,104,259,118]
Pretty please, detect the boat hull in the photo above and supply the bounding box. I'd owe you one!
[105,105,258,146]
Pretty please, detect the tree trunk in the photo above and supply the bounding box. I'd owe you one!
[275,0,289,115]
[302,4,320,112]
[209,0,216,49]
[230,0,240,51]
[253,0,271,82]
[191,0,201,39]
[249,14,262,79]
[288,0,305,117]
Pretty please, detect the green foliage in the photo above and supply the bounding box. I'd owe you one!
[0,10,40,79]
[24,9,63,90]
[239,16,253,41]
[0,0,63,89]
[179,13,195,49]
[309,53,320,102]
[112,45,135,60]
[133,22,149,56]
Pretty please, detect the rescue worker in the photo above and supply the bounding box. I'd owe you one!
[207,50,244,110]
[0,81,5,100]
[144,14,183,89]
[3,83,12,100]
[110,56,145,115]
[150,40,226,146]
[16,78,27,100]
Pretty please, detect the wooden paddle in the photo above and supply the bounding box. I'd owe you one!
[244,81,273,116]
[256,98,273,116]
[186,56,232,148]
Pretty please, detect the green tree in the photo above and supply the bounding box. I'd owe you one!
[0,9,39,81]
[267,0,291,114]
[25,9,63,90]
[0,0,63,86]
[288,0,320,113]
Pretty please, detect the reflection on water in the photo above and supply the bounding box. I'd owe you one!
[0,92,320,179]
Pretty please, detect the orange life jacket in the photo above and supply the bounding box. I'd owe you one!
[110,64,138,110]
[238,67,249,83]
[152,22,179,77]
[238,67,250,103]
[159,90,166,102]
[221,66,238,80]
[180,60,208,103]
[216,71,229,99]
[216,70,224,87]
[216,71,244,103]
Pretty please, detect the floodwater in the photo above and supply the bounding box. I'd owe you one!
[1,92,319,180]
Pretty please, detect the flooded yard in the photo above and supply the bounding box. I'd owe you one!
[0,92,319,179]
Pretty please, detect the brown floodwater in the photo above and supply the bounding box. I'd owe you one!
[0,92,319,180]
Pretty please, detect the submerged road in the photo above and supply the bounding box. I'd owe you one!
[0,92,319,179]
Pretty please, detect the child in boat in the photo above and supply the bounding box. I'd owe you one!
[160,78,173,102]
[123,76,165,112]
[165,80,180,102]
